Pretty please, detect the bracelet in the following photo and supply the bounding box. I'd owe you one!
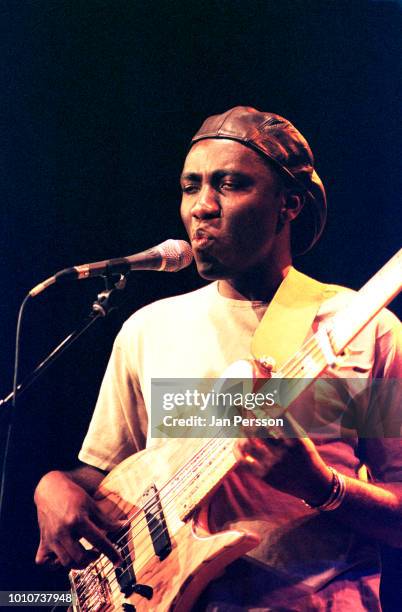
[302,467,346,512]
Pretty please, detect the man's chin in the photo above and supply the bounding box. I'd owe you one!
[195,260,230,281]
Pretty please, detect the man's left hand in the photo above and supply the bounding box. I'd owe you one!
[235,423,333,506]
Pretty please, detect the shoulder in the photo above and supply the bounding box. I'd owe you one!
[117,282,218,338]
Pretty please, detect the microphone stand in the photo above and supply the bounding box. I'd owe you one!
[0,274,127,410]
[0,273,128,525]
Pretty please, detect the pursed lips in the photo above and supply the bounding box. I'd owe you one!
[191,226,219,240]
[191,228,217,252]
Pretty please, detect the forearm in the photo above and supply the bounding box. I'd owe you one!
[320,477,402,547]
[35,464,106,502]
[296,451,402,547]
[237,437,402,547]
[66,464,107,494]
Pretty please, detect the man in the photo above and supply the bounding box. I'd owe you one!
[35,107,402,610]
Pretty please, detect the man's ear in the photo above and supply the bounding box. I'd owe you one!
[277,192,305,233]
[281,192,305,223]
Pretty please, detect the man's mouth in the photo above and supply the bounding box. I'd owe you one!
[192,228,214,249]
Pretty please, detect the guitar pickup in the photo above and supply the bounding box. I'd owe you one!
[142,483,172,561]
[114,529,139,598]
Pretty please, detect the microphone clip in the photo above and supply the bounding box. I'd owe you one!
[92,273,128,318]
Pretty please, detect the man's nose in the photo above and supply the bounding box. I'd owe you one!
[191,186,220,219]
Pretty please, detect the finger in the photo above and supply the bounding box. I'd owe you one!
[35,540,51,565]
[284,411,308,437]
[42,553,63,572]
[48,559,63,572]
[80,522,123,566]
[47,540,75,568]
[56,537,99,570]
[35,540,65,568]
[91,503,126,533]
[235,439,271,477]
[237,438,269,459]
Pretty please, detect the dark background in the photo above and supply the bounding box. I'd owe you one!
[0,0,401,607]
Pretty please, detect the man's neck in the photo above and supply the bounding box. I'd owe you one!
[218,263,292,302]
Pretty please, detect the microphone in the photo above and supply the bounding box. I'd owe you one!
[29,239,193,297]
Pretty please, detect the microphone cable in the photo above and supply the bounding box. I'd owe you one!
[0,293,31,525]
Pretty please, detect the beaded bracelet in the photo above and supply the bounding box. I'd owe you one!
[302,467,346,512]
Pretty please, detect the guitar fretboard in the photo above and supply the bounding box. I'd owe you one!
[330,249,401,354]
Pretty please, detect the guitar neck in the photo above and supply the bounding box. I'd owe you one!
[329,249,402,354]
[175,437,238,521]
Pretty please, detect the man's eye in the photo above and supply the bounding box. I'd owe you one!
[181,184,199,194]
[220,181,238,190]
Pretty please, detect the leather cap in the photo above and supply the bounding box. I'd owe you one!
[190,106,327,254]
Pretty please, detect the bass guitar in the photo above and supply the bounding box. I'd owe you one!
[69,249,401,612]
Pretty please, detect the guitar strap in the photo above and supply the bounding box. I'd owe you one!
[251,267,337,371]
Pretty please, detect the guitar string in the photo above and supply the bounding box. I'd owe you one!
[77,392,327,609]
[86,432,247,607]
[73,435,233,603]
[73,436,228,597]
[74,437,230,592]
[74,335,329,602]
[74,336,330,604]
[74,340,329,606]
[91,367,323,609]
[76,397,321,607]
[72,437,225,598]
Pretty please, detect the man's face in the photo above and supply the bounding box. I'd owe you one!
[180,139,285,280]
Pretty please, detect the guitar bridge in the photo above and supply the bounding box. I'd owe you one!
[70,559,111,612]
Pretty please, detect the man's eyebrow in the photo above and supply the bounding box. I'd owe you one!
[180,172,200,182]
[180,170,250,181]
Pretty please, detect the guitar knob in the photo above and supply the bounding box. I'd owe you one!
[132,584,154,600]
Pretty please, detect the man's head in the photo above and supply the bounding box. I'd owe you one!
[180,106,327,283]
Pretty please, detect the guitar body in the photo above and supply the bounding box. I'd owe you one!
[70,438,260,612]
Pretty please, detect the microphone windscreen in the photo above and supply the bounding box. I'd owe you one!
[158,239,193,272]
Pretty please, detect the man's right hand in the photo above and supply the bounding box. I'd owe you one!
[34,469,123,570]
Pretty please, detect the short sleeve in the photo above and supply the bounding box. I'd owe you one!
[78,325,148,472]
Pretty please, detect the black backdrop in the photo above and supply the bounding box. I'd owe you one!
[0,0,401,606]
